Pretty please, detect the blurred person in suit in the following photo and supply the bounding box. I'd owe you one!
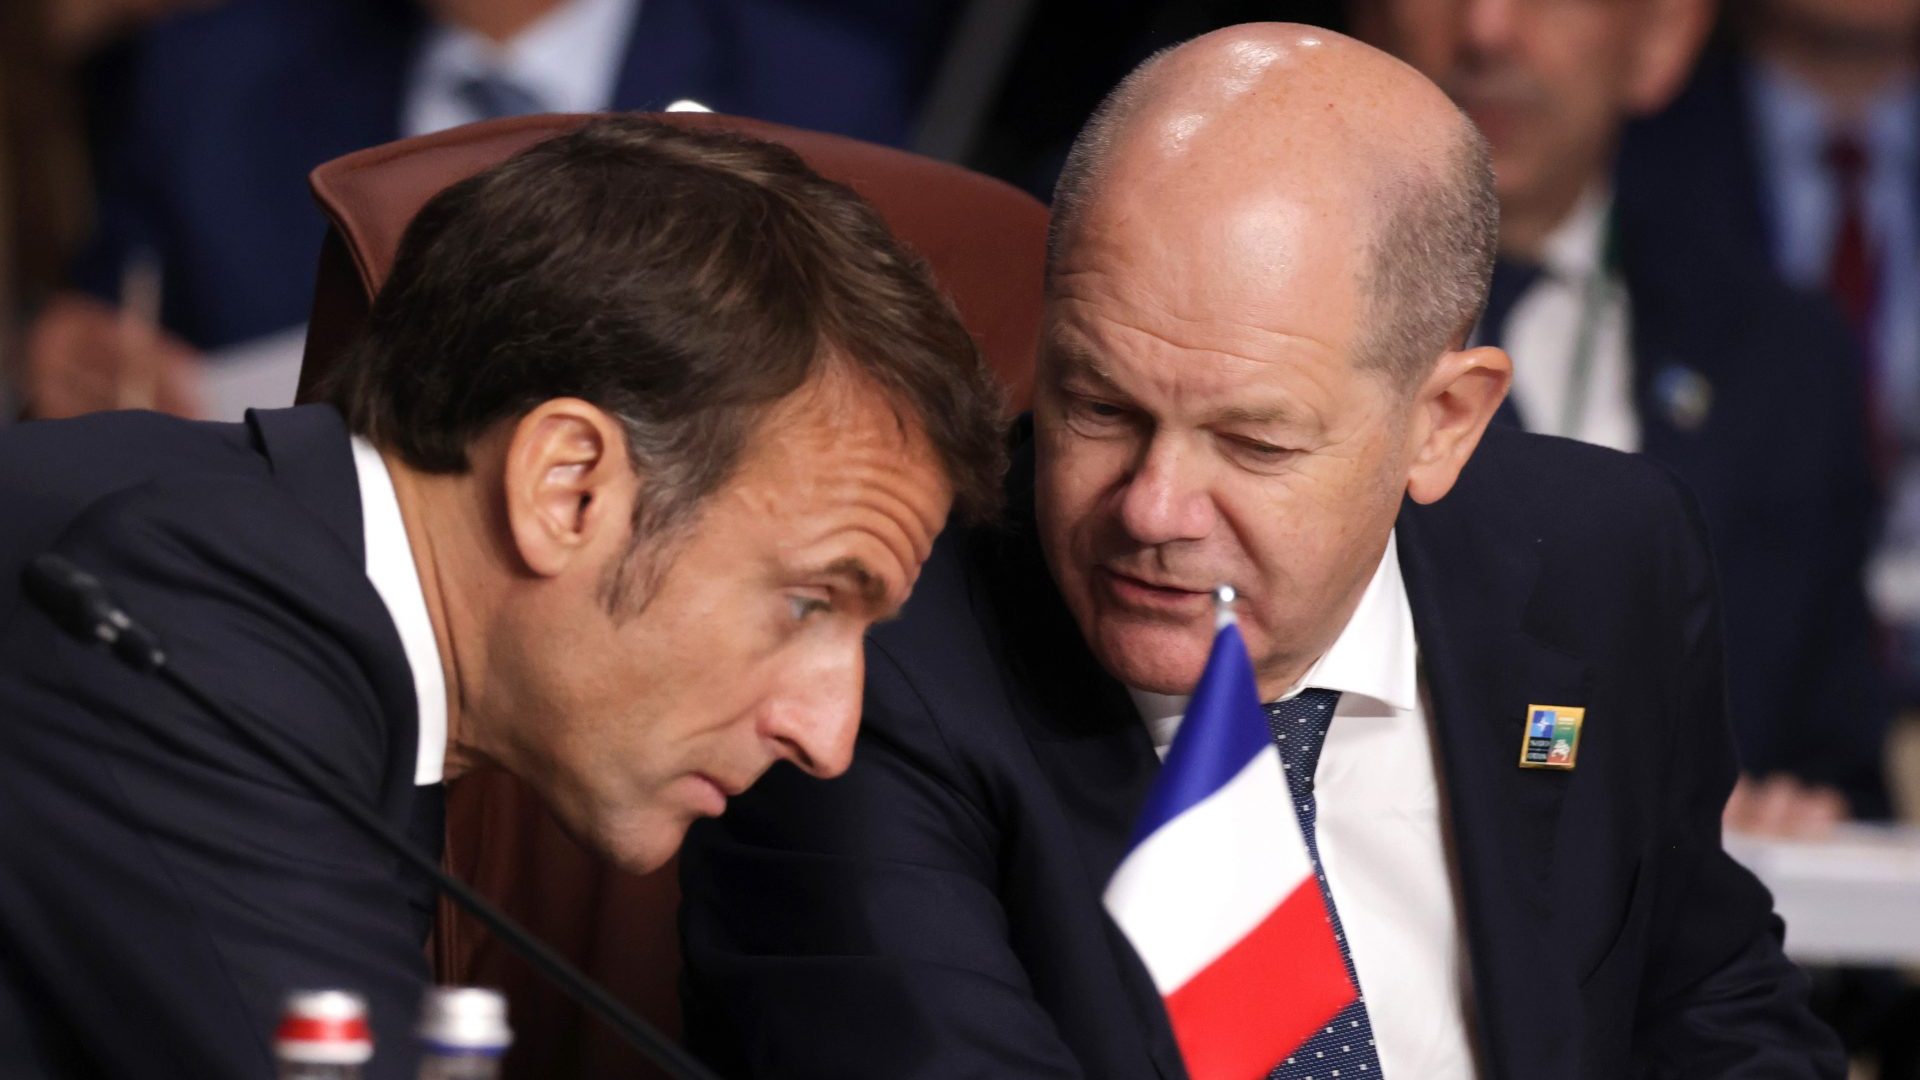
[1623,0,1920,720]
[679,24,1842,1078]
[1353,0,1893,832]
[1620,1,1920,1070]
[0,115,1006,1079]
[20,0,961,422]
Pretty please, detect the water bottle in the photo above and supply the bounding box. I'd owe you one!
[275,990,374,1079]
[416,986,512,1079]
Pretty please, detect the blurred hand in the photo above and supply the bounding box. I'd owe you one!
[1724,773,1850,839]
[22,292,203,419]
[49,0,227,56]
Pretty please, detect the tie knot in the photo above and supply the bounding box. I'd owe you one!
[1262,688,1341,791]
[1824,132,1871,182]
[455,70,549,121]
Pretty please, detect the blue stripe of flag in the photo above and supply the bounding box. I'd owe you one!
[1128,622,1272,847]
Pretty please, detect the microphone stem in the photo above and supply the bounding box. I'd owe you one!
[151,663,719,1080]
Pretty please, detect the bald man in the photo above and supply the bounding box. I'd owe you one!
[679,25,1844,1080]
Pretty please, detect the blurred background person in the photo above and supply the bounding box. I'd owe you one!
[22,0,964,421]
[1352,0,1892,833]
[1620,4,1920,1072]
[0,0,210,420]
[1624,0,1920,745]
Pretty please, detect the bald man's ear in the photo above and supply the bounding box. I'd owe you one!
[1405,345,1512,505]
[501,398,638,578]
[1624,0,1715,116]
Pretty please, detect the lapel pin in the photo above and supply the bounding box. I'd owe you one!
[1519,704,1584,770]
[1651,364,1712,433]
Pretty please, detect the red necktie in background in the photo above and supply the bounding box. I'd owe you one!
[1825,133,1887,479]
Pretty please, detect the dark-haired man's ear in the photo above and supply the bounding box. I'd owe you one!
[502,398,637,578]
[1405,345,1512,505]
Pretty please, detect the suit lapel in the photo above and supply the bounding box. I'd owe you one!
[247,405,366,563]
[1013,667,1181,1080]
[1398,444,1591,1080]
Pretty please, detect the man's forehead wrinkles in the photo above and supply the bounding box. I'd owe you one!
[1054,298,1344,370]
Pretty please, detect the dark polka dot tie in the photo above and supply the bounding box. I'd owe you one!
[1264,689,1383,1079]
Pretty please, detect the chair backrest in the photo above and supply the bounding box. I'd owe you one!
[297,110,1046,407]
[295,111,1047,1078]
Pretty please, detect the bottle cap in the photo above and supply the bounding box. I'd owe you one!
[418,987,512,1056]
[276,989,374,1066]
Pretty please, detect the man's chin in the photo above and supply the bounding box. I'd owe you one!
[556,802,688,876]
[1087,618,1211,696]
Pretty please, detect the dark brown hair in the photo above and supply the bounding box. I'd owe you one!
[324,115,1006,584]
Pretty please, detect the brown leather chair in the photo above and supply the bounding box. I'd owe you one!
[294,112,1047,1078]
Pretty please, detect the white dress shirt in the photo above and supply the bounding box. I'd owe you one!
[1503,185,1640,453]
[350,435,448,785]
[402,0,643,138]
[1130,533,1478,1078]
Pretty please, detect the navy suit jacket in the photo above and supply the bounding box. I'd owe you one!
[679,422,1844,1079]
[0,406,438,1079]
[1605,88,1894,816]
[77,0,956,350]
[1620,45,1920,289]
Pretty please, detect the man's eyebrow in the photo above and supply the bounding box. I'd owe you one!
[817,556,896,616]
[1211,403,1304,428]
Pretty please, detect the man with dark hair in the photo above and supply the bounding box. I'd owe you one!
[0,114,1005,1079]
[680,24,1842,1079]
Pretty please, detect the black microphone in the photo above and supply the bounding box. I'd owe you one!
[23,555,167,673]
[23,553,719,1080]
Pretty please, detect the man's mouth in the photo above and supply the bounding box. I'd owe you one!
[1096,567,1217,615]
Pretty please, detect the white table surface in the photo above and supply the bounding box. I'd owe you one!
[1728,824,1920,966]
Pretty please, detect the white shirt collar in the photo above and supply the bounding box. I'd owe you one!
[404,0,641,136]
[1130,531,1419,754]
[349,436,448,785]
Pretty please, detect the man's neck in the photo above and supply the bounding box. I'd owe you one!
[384,454,482,781]
[425,0,568,45]
[1751,17,1919,121]
[1498,177,1595,265]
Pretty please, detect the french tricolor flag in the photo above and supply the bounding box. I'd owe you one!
[1103,607,1355,1080]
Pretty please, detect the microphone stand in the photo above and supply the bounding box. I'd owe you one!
[22,553,720,1080]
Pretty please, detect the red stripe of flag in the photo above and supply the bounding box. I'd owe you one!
[1163,881,1356,1080]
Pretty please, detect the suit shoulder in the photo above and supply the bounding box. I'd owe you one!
[1448,427,1716,630]
[1467,425,1696,522]
[38,469,411,782]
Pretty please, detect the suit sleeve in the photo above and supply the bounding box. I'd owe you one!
[1629,479,1847,1078]
[678,642,1090,1080]
[1789,331,1891,819]
[0,476,428,1079]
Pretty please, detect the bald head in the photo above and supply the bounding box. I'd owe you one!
[1050,24,1498,385]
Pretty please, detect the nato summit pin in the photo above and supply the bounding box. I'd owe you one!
[1519,704,1584,770]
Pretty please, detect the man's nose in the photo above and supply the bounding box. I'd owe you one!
[1116,434,1216,545]
[762,650,863,780]
[1460,0,1522,52]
